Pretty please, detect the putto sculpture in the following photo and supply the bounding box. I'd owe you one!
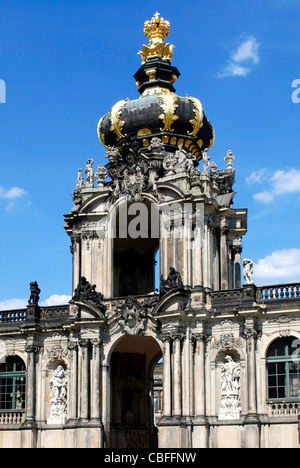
[28,282,41,306]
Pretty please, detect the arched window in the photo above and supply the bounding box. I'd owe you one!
[0,357,26,412]
[267,337,300,401]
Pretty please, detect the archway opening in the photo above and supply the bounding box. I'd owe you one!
[110,335,162,448]
[113,201,160,297]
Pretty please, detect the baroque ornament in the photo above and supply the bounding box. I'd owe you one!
[138,13,175,64]
[158,93,179,132]
[188,97,204,137]
[113,296,159,336]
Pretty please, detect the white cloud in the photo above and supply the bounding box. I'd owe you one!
[0,186,28,210]
[0,294,71,311]
[0,299,28,311]
[246,168,268,185]
[231,37,260,65]
[253,248,300,285]
[219,62,251,78]
[40,295,72,307]
[218,36,260,78]
[249,168,300,204]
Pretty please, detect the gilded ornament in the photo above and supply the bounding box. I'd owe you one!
[138,13,175,64]
[110,100,127,141]
[188,97,204,137]
[158,93,179,132]
[97,116,109,149]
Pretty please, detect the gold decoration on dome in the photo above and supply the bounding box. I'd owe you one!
[188,97,204,137]
[158,93,179,132]
[138,12,175,64]
[97,116,109,149]
[110,100,127,141]
[208,121,215,149]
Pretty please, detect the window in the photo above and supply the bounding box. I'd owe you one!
[267,337,300,401]
[0,357,26,411]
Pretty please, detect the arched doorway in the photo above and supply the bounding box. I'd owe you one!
[110,335,162,448]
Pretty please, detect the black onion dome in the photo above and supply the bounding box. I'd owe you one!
[97,15,215,162]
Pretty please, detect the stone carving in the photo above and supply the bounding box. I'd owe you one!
[224,150,235,170]
[113,296,159,336]
[48,365,68,424]
[84,158,95,188]
[243,259,254,285]
[202,149,211,173]
[163,153,177,176]
[219,355,241,420]
[76,168,84,190]
[148,137,165,154]
[95,164,107,187]
[106,138,161,202]
[72,277,106,313]
[160,267,184,296]
[28,282,41,306]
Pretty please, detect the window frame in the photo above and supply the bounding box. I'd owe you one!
[0,358,26,413]
[266,337,300,402]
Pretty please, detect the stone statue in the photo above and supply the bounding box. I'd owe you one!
[49,365,68,423]
[160,267,184,296]
[202,149,211,173]
[28,282,41,306]
[73,277,106,313]
[163,153,177,176]
[84,158,95,187]
[243,259,254,285]
[148,137,165,154]
[76,168,84,190]
[219,355,241,420]
[221,356,240,394]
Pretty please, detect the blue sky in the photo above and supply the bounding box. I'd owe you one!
[0,0,300,309]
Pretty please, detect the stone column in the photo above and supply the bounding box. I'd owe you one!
[79,339,90,421]
[233,245,243,289]
[194,334,206,419]
[220,222,229,290]
[91,338,102,421]
[173,335,182,417]
[24,344,38,424]
[162,336,172,417]
[68,340,78,422]
[245,325,258,417]
[71,234,81,295]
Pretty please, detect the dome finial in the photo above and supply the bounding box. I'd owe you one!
[138,13,175,64]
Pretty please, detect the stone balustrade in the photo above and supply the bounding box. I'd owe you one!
[256,283,300,302]
[0,411,25,426]
[0,309,27,324]
[267,402,300,418]
[0,283,300,327]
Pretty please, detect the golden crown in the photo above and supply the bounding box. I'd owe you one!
[144,12,171,44]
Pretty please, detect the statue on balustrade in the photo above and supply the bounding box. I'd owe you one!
[28,282,41,306]
[72,277,106,312]
[160,267,184,296]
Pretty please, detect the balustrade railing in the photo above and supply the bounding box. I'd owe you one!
[267,402,300,418]
[0,411,25,425]
[256,283,300,302]
[0,309,27,324]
